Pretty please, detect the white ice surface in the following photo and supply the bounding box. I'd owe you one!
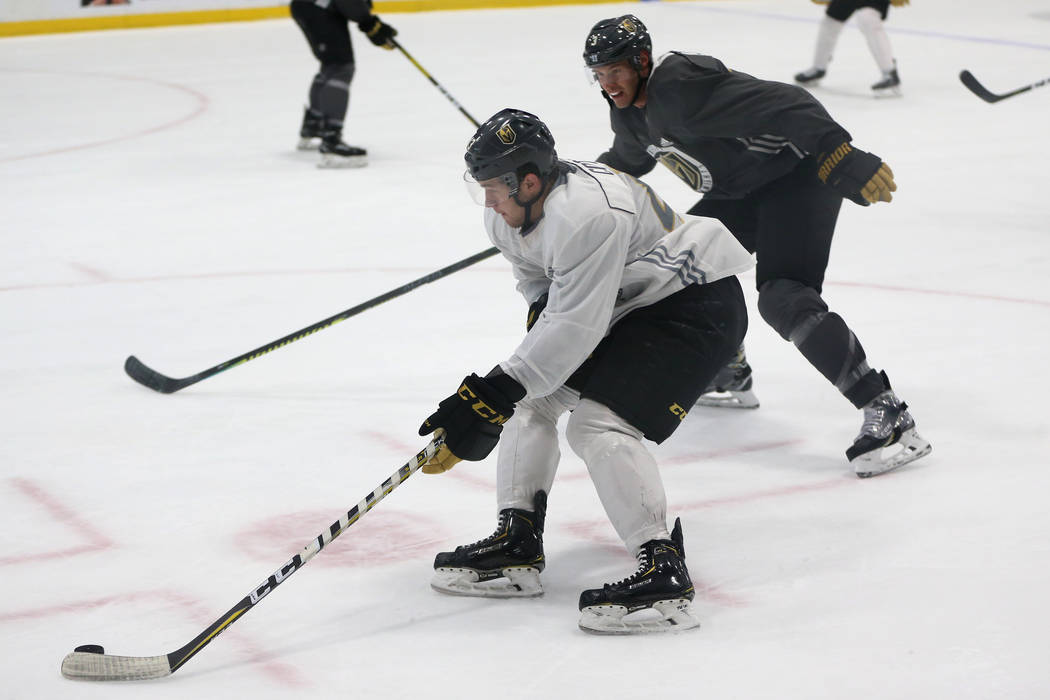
[1,1,1048,698]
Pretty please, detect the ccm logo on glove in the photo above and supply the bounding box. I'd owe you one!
[458,381,512,425]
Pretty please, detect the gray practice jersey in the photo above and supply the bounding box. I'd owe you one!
[598,52,854,199]
[489,159,754,399]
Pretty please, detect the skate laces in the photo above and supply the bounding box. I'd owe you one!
[610,552,652,588]
[608,544,666,588]
[859,392,904,438]
[727,349,748,371]
[459,511,512,551]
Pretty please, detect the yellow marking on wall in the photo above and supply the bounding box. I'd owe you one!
[1,0,708,38]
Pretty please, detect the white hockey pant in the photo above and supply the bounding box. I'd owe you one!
[854,7,896,73]
[812,15,845,70]
[497,390,670,554]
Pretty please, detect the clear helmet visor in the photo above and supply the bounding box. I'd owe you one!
[587,61,637,90]
[463,170,519,207]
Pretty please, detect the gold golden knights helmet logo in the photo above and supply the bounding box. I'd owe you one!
[496,120,516,145]
[619,17,638,33]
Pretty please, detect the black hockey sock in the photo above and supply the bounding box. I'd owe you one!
[794,312,883,408]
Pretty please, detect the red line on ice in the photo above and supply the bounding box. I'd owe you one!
[3,265,1046,308]
[674,477,848,512]
[0,590,308,686]
[0,478,113,566]
[0,69,209,164]
[360,430,493,491]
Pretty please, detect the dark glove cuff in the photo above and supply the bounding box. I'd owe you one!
[815,138,882,206]
[483,368,527,403]
[358,15,378,32]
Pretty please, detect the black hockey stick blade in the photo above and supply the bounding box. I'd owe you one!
[60,438,443,681]
[124,355,192,394]
[124,247,500,394]
[959,70,1050,103]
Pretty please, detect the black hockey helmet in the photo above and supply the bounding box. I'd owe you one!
[583,15,652,70]
[464,108,557,189]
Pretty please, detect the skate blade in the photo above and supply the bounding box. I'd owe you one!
[873,86,902,98]
[318,154,368,169]
[854,428,932,478]
[695,388,759,409]
[297,137,320,151]
[431,566,543,598]
[578,599,699,635]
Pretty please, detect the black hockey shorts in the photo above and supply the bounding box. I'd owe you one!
[826,0,890,22]
[688,159,843,293]
[565,276,747,444]
[290,1,354,65]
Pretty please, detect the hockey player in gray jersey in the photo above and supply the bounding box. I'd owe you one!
[290,0,397,168]
[583,15,931,477]
[417,109,753,633]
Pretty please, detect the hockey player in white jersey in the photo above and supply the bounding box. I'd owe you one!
[417,109,754,633]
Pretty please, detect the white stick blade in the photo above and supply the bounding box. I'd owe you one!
[61,651,171,681]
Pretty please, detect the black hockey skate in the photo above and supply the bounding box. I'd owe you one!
[794,67,826,86]
[297,107,325,151]
[848,372,931,478]
[431,491,546,598]
[696,346,759,409]
[318,128,367,169]
[578,518,699,634]
[872,67,902,97]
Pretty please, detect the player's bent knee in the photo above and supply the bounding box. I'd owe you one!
[320,61,355,84]
[757,278,829,341]
[566,399,643,461]
[853,7,882,32]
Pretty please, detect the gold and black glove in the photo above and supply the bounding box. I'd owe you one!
[526,293,549,332]
[417,371,525,474]
[359,15,397,50]
[816,141,896,206]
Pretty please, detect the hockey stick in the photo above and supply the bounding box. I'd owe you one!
[392,39,480,127]
[959,70,1050,103]
[60,438,442,681]
[125,247,500,393]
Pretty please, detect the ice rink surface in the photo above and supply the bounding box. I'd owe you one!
[2,0,1048,697]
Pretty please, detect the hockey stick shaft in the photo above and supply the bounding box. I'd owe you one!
[60,438,442,681]
[392,39,480,127]
[125,247,500,393]
[959,70,1050,103]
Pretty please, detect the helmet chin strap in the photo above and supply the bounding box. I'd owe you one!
[629,58,649,105]
[512,175,554,231]
[629,75,647,106]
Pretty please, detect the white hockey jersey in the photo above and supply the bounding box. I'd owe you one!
[490,160,754,399]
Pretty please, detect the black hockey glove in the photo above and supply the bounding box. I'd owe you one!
[816,140,896,206]
[358,15,397,50]
[418,371,526,474]
[526,293,549,332]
